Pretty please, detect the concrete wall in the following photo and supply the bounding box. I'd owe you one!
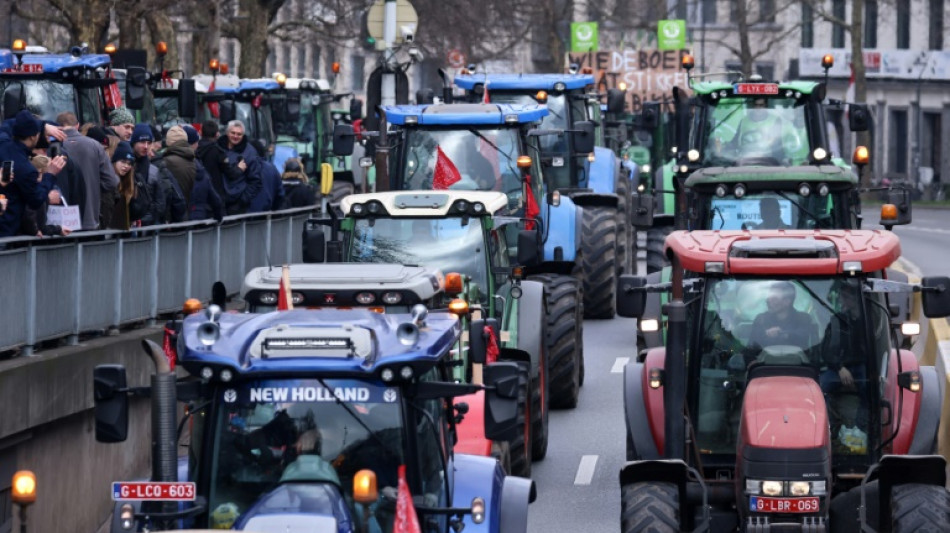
[1,327,164,533]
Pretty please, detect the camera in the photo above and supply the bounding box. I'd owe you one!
[1,161,12,185]
[49,144,61,158]
[400,25,414,43]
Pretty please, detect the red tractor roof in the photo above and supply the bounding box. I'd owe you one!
[666,230,901,275]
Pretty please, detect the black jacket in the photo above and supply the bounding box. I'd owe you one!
[279,178,317,209]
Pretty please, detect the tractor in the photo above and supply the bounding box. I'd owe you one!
[454,72,634,318]
[617,229,950,531]
[94,305,535,532]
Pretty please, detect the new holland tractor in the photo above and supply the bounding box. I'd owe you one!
[332,104,585,412]
[617,229,950,532]
[454,72,634,318]
[302,190,553,477]
[94,304,535,532]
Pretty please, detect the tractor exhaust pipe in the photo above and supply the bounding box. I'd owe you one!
[664,300,687,460]
[142,339,179,522]
[437,68,453,104]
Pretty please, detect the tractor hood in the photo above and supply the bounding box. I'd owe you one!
[741,375,829,450]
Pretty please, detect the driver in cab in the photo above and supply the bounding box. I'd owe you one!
[732,98,800,163]
[747,281,817,353]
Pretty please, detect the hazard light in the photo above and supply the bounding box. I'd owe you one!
[448,298,469,316]
[852,145,869,166]
[821,54,834,69]
[104,43,117,55]
[880,204,898,223]
[11,39,26,52]
[155,41,167,56]
[275,72,287,87]
[12,470,36,505]
[681,54,694,71]
[209,58,219,72]
[445,272,464,295]
[517,155,532,168]
[332,62,340,74]
[353,469,378,503]
[220,63,229,75]
[535,90,547,103]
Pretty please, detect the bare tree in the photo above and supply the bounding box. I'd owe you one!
[698,0,801,77]
[13,0,112,51]
[221,0,288,77]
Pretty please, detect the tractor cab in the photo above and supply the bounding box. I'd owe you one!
[194,74,279,157]
[93,307,533,532]
[266,75,336,175]
[0,45,118,125]
[617,230,950,531]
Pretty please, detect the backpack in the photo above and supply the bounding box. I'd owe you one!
[153,158,187,223]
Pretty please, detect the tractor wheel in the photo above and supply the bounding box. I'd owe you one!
[581,205,618,319]
[645,225,673,274]
[891,483,950,532]
[578,294,585,387]
[490,440,512,475]
[328,181,354,204]
[509,376,532,478]
[829,480,878,532]
[529,274,582,409]
[620,482,680,533]
[615,177,634,276]
[530,357,549,461]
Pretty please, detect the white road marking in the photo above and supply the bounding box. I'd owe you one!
[574,455,599,485]
[611,357,630,373]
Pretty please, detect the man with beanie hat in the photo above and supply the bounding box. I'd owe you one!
[108,108,135,141]
[152,125,193,222]
[0,110,67,236]
[58,111,118,230]
[130,123,164,225]
[182,125,200,146]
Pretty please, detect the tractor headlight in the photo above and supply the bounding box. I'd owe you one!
[789,481,811,496]
[761,480,783,496]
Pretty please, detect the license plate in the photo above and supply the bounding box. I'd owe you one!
[734,83,779,95]
[749,496,819,513]
[112,481,196,501]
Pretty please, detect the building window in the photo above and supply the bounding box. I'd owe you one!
[930,0,945,50]
[832,0,845,48]
[759,0,775,23]
[296,46,307,77]
[864,0,877,48]
[352,55,365,95]
[703,0,717,24]
[670,0,687,20]
[801,2,814,47]
[896,2,910,49]
[888,109,908,175]
[922,112,942,175]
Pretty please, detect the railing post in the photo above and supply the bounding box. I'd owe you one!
[112,239,123,335]
[22,247,37,356]
[149,234,159,326]
[265,217,272,265]
[185,230,193,299]
[214,224,222,288]
[68,243,82,346]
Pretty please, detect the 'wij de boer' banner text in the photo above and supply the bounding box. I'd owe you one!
[567,49,691,112]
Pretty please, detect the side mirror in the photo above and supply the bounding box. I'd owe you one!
[640,102,660,130]
[630,193,654,228]
[124,66,147,110]
[617,275,647,318]
[219,101,236,124]
[94,365,129,443]
[572,121,595,154]
[483,361,525,442]
[922,276,950,318]
[516,229,540,267]
[349,98,363,120]
[211,281,227,308]
[606,88,625,114]
[178,78,197,118]
[332,124,355,156]
[468,318,500,365]
[879,187,912,228]
[302,226,326,263]
[848,104,871,132]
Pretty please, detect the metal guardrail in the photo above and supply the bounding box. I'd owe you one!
[0,206,317,355]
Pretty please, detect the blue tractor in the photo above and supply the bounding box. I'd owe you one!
[0,43,122,124]
[454,73,634,319]
[93,305,535,531]
[331,103,586,409]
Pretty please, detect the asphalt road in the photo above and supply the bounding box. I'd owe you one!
[528,208,950,532]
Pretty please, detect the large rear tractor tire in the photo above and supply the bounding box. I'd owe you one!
[620,482,680,533]
[615,177,634,276]
[645,225,673,274]
[529,274,582,409]
[529,360,548,461]
[509,376,532,478]
[892,483,950,532]
[581,206,618,318]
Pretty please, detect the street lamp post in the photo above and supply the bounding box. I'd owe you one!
[912,52,928,194]
[12,470,36,533]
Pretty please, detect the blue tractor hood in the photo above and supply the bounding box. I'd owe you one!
[382,102,547,126]
[0,49,111,73]
[454,73,593,91]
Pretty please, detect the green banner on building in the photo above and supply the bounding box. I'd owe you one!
[571,22,599,52]
[657,19,687,50]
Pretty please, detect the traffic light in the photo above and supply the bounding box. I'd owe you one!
[364,36,377,50]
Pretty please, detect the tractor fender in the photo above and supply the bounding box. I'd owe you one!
[586,146,620,194]
[908,366,942,455]
[639,270,666,352]
[542,195,580,265]
[497,475,537,533]
[654,164,676,216]
[570,191,619,209]
[514,279,546,377]
[624,361,659,460]
[455,390,492,458]
[861,454,947,530]
[453,453,505,532]
[885,349,924,455]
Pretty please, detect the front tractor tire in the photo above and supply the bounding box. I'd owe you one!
[529,274,583,409]
[892,483,950,532]
[615,177,634,276]
[645,225,673,274]
[509,376,532,478]
[580,205,618,319]
[621,482,680,533]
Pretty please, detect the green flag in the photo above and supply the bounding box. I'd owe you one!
[571,22,599,52]
[657,19,687,51]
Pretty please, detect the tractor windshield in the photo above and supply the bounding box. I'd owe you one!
[691,277,890,457]
[699,97,809,167]
[202,378,404,529]
[349,217,489,302]
[702,190,850,230]
[398,126,523,200]
[152,94,184,129]
[0,79,101,124]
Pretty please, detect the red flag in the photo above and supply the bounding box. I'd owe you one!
[278,265,293,311]
[482,80,490,104]
[162,325,177,370]
[524,174,540,230]
[104,66,123,110]
[484,325,499,363]
[207,78,220,118]
[433,146,462,189]
[394,465,421,533]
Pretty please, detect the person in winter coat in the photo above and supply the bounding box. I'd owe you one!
[19,155,70,237]
[110,142,148,230]
[153,126,193,223]
[216,120,263,215]
[196,120,240,201]
[249,159,284,213]
[279,158,317,209]
[58,111,116,230]
[130,123,165,225]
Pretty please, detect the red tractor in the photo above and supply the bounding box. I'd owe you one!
[618,230,950,532]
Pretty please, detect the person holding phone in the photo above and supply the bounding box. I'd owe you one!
[0,110,66,237]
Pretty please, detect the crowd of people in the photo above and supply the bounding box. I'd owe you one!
[0,108,321,238]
